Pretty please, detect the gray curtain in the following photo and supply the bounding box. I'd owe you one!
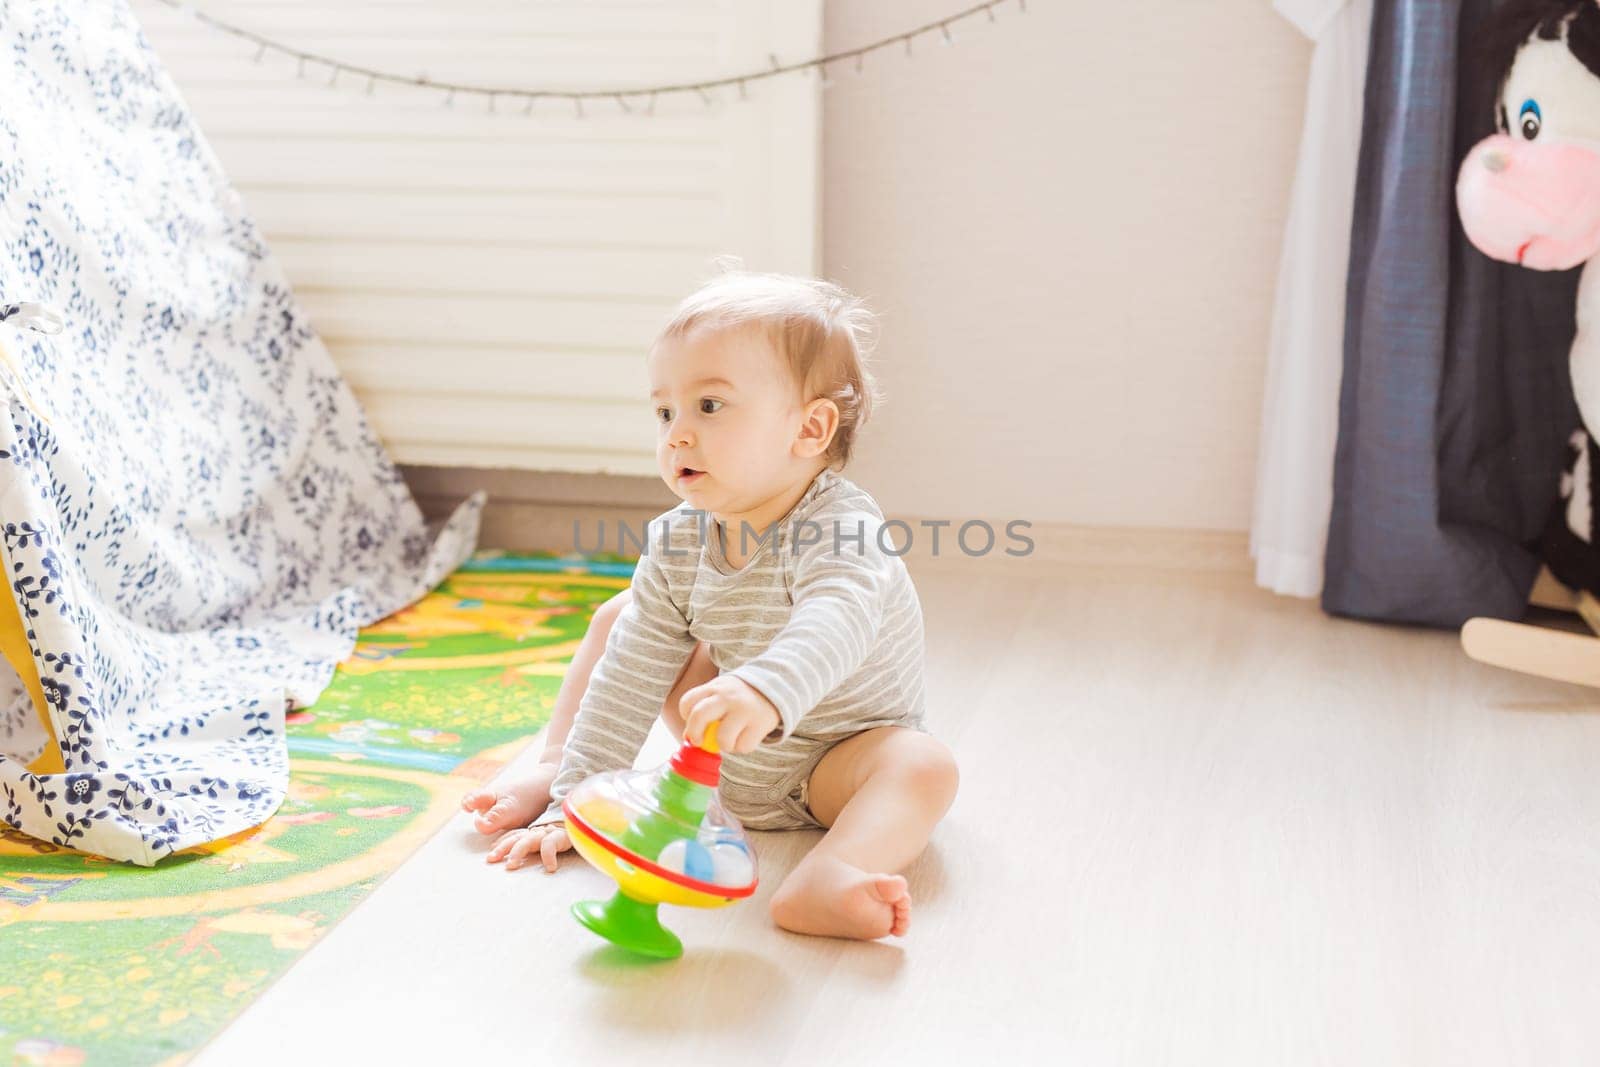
[1323,0,1581,627]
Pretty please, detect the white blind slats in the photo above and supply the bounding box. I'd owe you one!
[240,188,718,247]
[270,241,712,299]
[334,343,645,402]
[296,290,671,347]
[142,0,820,475]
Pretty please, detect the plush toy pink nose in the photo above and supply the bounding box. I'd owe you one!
[1457,133,1600,270]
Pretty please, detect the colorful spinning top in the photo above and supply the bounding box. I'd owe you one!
[563,723,758,958]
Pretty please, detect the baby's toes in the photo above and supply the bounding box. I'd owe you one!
[867,874,909,905]
[866,875,911,937]
[889,893,912,937]
[473,798,520,835]
[460,789,494,814]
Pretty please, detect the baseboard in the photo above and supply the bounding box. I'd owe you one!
[402,465,676,558]
[401,465,1251,575]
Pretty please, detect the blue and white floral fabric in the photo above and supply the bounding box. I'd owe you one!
[0,2,482,864]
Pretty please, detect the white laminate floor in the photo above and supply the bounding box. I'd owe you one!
[196,565,1600,1066]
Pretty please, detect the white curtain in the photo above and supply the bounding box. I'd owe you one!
[1251,0,1373,597]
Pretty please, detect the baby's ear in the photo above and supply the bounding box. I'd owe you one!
[795,397,840,459]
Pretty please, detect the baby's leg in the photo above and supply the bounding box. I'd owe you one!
[768,727,958,940]
[463,588,630,834]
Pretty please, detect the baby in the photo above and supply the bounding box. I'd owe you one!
[460,270,958,941]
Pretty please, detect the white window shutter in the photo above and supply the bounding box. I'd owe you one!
[142,0,823,475]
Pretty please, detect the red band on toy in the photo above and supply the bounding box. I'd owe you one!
[562,798,757,899]
[669,743,721,787]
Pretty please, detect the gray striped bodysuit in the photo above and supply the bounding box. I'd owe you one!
[539,468,927,830]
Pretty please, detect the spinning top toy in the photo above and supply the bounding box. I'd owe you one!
[563,723,758,958]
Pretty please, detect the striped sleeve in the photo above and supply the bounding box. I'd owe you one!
[729,512,889,740]
[537,542,697,824]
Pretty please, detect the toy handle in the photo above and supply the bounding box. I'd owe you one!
[669,721,723,788]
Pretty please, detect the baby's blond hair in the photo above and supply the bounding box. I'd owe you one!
[656,267,879,468]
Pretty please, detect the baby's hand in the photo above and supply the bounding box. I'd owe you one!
[459,761,559,837]
[679,675,780,753]
[486,820,572,873]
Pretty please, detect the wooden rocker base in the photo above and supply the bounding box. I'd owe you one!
[1460,568,1600,688]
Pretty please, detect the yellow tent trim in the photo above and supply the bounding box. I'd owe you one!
[0,353,64,774]
[0,580,62,773]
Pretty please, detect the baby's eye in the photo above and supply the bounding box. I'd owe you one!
[655,406,673,423]
[699,398,724,415]
[1520,98,1541,141]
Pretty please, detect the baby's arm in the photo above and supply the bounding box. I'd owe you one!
[491,547,697,870]
[462,589,628,838]
[541,549,698,818]
[684,513,893,747]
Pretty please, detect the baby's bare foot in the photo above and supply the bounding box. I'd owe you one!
[459,769,554,836]
[769,856,911,940]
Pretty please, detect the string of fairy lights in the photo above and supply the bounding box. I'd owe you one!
[148,0,1025,117]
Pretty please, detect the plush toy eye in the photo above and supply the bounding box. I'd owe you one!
[1520,99,1542,140]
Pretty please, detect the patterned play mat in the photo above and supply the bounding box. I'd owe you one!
[0,552,629,1066]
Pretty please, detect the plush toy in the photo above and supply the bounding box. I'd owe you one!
[1458,0,1600,594]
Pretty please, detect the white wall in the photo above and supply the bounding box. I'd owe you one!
[824,1,1313,530]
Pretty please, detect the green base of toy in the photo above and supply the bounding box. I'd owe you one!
[571,891,683,959]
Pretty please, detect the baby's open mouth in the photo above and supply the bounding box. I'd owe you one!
[677,467,704,480]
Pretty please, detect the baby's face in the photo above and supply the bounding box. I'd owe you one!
[648,325,808,519]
